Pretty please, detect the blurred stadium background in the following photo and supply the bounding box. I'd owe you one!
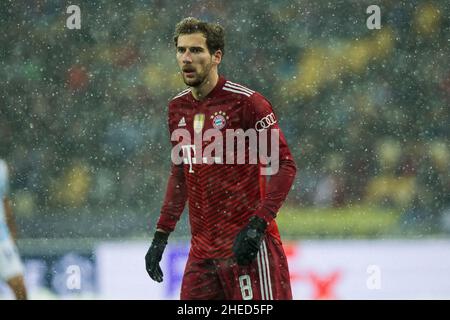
[0,0,449,299]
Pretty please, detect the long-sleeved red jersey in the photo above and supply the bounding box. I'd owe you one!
[157,76,297,259]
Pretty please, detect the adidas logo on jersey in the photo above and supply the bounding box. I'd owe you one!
[178,117,186,127]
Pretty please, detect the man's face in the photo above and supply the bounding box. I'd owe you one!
[176,33,215,87]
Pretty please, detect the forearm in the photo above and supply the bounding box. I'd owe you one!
[156,164,188,232]
[4,198,17,242]
[255,158,297,222]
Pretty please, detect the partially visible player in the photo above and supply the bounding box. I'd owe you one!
[0,159,27,300]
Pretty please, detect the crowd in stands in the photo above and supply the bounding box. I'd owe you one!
[0,0,448,237]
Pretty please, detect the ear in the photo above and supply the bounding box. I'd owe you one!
[212,50,222,65]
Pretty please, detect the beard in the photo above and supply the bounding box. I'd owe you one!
[182,61,212,87]
[183,76,204,87]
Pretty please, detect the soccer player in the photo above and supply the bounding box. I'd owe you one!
[145,17,297,300]
[0,159,27,300]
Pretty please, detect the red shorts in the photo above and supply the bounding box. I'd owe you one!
[180,234,292,300]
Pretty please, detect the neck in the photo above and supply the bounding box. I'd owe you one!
[191,71,219,101]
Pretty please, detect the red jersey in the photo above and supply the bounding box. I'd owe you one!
[157,76,297,259]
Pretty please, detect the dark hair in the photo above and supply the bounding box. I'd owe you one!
[173,17,225,55]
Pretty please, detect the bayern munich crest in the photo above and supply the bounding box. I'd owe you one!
[211,111,229,129]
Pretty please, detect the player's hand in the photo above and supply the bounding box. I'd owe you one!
[145,230,169,282]
[232,216,268,266]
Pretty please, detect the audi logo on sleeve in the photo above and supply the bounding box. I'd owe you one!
[255,113,277,132]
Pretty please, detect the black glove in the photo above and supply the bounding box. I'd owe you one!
[232,216,268,266]
[145,230,169,282]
